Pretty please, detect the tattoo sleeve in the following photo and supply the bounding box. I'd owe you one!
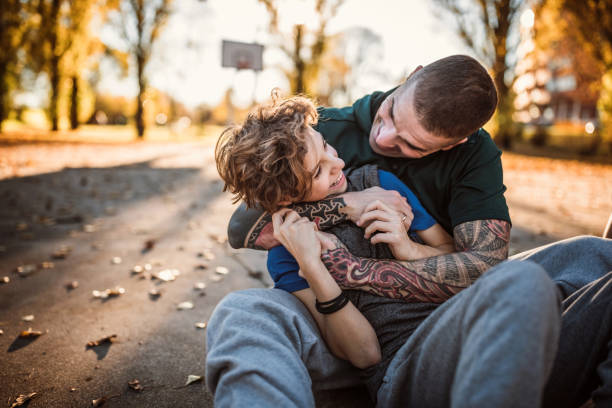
[236,197,350,250]
[320,219,511,303]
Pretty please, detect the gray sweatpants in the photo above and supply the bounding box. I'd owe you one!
[205,236,612,407]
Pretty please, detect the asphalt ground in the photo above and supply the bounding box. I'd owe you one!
[0,140,609,407]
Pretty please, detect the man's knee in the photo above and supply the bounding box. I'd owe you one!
[483,260,561,309]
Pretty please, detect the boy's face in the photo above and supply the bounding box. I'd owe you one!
[301,127,347,202]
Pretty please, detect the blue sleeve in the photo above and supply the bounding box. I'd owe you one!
[378,169,436,231]
[266,246,310,293]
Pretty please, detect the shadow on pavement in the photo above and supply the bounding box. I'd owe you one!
[7,335,41,352]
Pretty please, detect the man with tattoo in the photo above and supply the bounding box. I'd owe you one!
[206,55,612,407]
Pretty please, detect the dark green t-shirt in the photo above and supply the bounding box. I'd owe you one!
[314,90,511,234]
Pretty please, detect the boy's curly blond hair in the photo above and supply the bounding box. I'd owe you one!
[215,95,318,213]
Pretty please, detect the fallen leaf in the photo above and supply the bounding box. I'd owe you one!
[195,322,207,329]
[19,328,43,338]
[215,266,229,275]
[185,375,203,386]
[143,263,152,271]
[143,239,156,252]
[1,276,9,284]
[92,396,109,407]
[15,222,28,231]
[194,263,208,270]
[10,392,37,407]
[128,379,143,392]
[40,261,54,269]
[149,288,161,299]
[92,287,125,299]
[0,329,4,335]
[87,334,117,347]
[66,281,79,290]
[83,224,96,233]
[131,265,144,274]
[209,233,227,244]
[154,269,180,282]
[177,301,194,310]
[22,315,34,322]
[69,387,77,392]
[210,275,223,283]
[193,282,206,291]
[111,257,122,265]
[202,250,215,261]
[16,264,37,277]
[52,246,72,259]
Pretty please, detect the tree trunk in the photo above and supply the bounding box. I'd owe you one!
[70,75,79,130]
[135,54,145,138]
[293,24,305,94]
[0,61,7,134]
[48,0,61,132]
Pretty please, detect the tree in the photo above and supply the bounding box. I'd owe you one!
[0,1,36,132]
[259,0,345,96]
[110,0,173,138]
[432,0,524,148]
[552,0,612,151]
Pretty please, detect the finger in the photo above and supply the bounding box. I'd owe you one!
[283,210,301,224]
[364,221,394,238]
[370,232,397,246]
[359,209,392,226]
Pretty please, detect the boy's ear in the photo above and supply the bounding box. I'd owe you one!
[278,199,291,206]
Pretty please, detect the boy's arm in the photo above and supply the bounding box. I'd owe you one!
[228,189,412,250]
[320,219,511,303]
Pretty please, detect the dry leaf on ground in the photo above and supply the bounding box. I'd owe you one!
[128,379,143,391]
[92,287,125,299]
[177,301,194,310]
[87,334,117,347]
[19,328,43,338]
[194,282,206,290]
[215,266,229,275]
[185,375,203,386]
[195,322,207,329]
[52,246,72,259]
[66,281,79,290]
[153,269,180,282]
[16,264,37,277]
[22,315,34,322]
[111,256,122,264]
[2,276,9,284]
[10,392,37,407]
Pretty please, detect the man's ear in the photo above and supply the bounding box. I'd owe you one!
[406,65,423,80]
[441,137,468,151]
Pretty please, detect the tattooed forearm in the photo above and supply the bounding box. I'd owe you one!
[244,197,349,249]
[321,219,511,302]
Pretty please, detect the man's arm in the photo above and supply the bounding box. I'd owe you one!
[228,188,411,250]
[319,219,511,303]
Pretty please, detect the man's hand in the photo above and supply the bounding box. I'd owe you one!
[343,187,413,224]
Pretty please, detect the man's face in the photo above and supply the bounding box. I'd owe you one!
[368,83,467,159]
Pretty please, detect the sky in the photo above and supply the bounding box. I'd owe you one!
[97,0,471,109]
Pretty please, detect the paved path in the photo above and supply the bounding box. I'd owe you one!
[0,140,609,407]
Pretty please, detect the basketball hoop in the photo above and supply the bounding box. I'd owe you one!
[222,40,263,71]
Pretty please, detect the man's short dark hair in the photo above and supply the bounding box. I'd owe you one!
[407,54,498,140]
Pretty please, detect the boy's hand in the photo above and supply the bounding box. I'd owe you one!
[272,209,321,270]
[343,187,412,224]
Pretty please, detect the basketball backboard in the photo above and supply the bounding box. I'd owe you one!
[222,40,264,71]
